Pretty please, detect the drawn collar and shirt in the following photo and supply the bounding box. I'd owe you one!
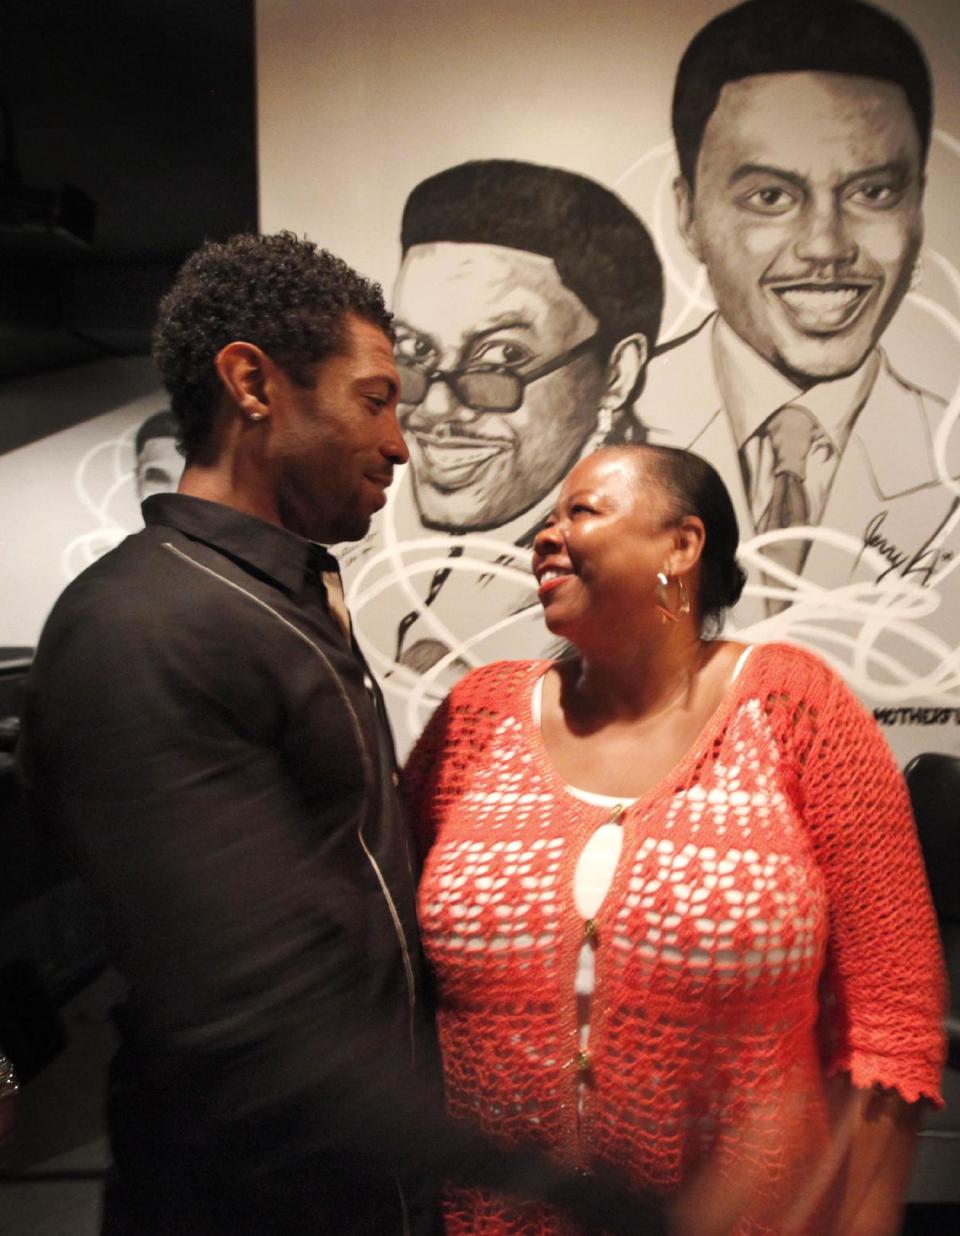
[713,316,876,530]
[641,313,958,624]
[342,450,589,715]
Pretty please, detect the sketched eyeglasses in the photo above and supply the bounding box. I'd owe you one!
[396,333,603,413]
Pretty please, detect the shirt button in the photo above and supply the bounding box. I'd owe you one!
[583,918,597,941]
[575,1050,592,1074]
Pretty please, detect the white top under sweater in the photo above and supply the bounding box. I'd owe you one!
[531,645,756,1060]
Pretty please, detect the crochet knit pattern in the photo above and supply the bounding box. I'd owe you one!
[404,644,945,1235]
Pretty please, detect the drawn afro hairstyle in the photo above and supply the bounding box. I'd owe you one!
[401,159,663,353]
[152,231,393,458]
[613,443,747,637]
[672,0,933,188]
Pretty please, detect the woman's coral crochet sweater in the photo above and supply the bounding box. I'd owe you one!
[404,644,945,1236]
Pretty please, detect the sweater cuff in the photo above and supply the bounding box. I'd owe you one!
[828,1048,945,1109]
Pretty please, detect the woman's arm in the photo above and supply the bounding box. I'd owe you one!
[789,656,945,1233]
[828,1082,922,1236]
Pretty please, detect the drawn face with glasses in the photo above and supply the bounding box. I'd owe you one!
[396,332,600,416]
[393,242,617,532]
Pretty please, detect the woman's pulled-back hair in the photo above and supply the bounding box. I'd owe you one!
[638,444,747,636]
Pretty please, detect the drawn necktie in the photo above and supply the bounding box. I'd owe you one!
[322,568,353,645]
[757,404,817,611]
[306,544,353,645]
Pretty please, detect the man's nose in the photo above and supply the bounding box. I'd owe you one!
[382,406,410,465]
[793,197,859,269]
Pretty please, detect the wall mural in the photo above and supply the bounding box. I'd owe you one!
[5,2,950,770]
[0,363,179,652]
[60,410,183,580]
[258,0,959,763]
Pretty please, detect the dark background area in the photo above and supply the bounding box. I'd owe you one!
[0,0,258,963]
[1,7,257,1224]
[0,0,258,396]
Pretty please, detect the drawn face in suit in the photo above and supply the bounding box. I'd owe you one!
[393,242,645,533]
[674,71,924,387]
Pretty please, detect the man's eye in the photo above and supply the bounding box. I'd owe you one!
[740,186,796,215]
[847,182,902,209]
[471,340,531,368]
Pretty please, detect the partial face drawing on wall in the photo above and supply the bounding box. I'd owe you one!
[394,242,606,532]
[674,72,924,387]
[334,160,662,750]
[135,411,184,502]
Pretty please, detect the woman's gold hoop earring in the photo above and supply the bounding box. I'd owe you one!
[655,571,690,623]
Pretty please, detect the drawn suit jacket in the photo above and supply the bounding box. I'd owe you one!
[640,315,960,629]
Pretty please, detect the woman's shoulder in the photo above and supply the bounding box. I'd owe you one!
[740,641,847,702]
[448,658,552,708]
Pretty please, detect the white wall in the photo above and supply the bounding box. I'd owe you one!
[0,358,166,645]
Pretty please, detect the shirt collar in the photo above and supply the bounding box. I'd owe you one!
[712,315,880,454]
[142,493,339,593]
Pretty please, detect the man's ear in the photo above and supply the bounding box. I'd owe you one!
[673,174,704,264]
[214,342,272,421]
[599,333,648,413]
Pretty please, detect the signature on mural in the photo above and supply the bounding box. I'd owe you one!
[858,510,954,585]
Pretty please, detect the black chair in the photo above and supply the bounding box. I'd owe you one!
[903,753,960,1212]
[905,753,960,1071]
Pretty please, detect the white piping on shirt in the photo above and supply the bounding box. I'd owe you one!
[161,541,418,1060]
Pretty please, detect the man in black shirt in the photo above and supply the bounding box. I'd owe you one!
[19,233,665,1236]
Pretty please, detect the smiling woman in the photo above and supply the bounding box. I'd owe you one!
[404,443,945,1236]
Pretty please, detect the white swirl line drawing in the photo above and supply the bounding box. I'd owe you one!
[933,126,960,162]
[61,427,138,580]
[403,598,548,735]
[616,141,714,339]
[348,517,960,733]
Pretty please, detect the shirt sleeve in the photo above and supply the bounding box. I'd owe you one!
[797,661,946,1107]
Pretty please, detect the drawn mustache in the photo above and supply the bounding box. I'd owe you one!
[409,426,513,447]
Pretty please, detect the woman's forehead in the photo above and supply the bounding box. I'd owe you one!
[563,449,657,499]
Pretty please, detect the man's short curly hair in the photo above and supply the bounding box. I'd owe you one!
[152,231,394,459]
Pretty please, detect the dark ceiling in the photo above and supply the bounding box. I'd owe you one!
[0,0,258,381]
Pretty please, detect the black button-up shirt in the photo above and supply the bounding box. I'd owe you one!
[19,494,438,1232]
